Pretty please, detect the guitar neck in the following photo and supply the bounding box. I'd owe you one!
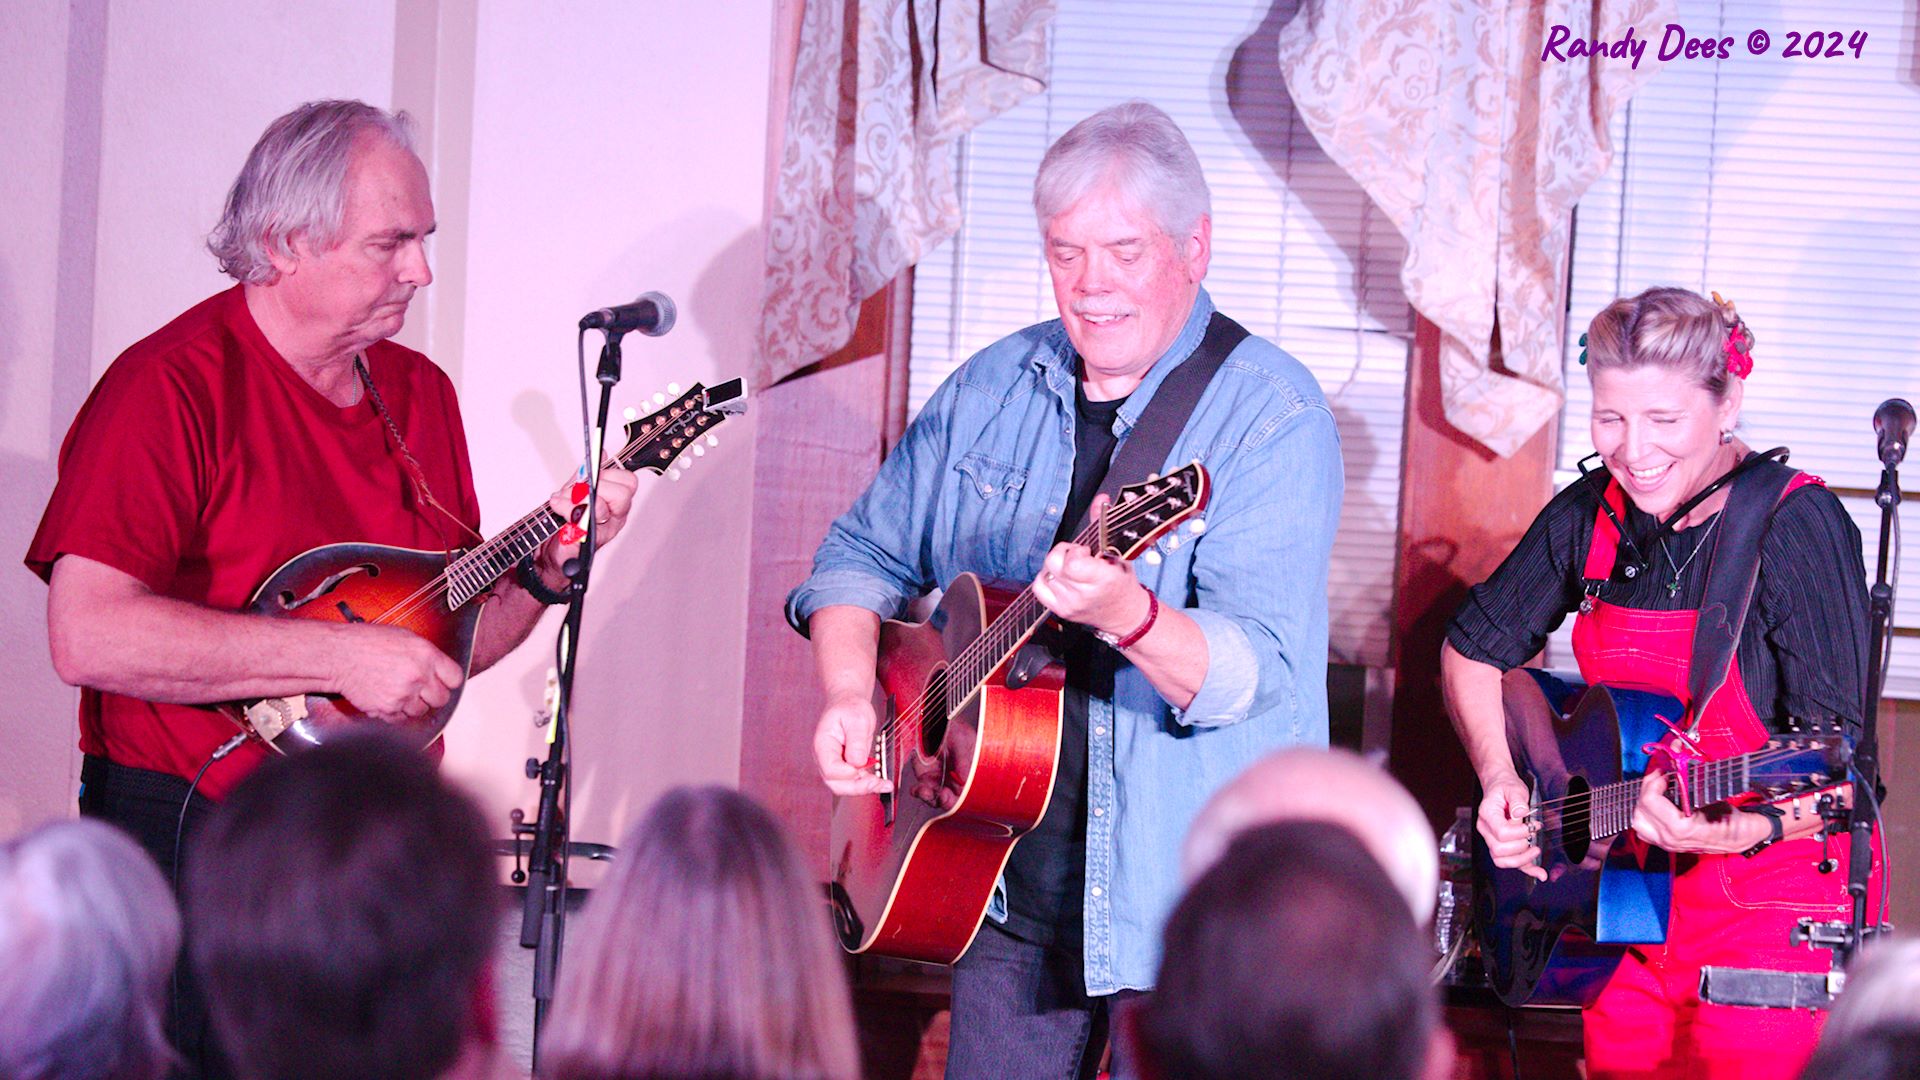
[1582,739,1836,841]
[441,501,575,610]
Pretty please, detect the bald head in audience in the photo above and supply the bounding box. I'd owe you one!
[1182,746,1439,922]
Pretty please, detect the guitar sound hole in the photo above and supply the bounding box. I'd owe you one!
[1560,776,1592,860]
[920,699,948,758]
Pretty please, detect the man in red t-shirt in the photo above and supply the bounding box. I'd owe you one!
[25,100,635,1076]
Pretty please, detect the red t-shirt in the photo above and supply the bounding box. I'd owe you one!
[26,286,481,799]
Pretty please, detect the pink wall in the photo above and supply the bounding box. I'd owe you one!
[0,0,775,855]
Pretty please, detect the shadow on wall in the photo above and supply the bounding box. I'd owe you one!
[496,219,767,844]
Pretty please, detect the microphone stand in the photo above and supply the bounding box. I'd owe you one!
[1701,439,1901,1012]
[516,328,627,1060]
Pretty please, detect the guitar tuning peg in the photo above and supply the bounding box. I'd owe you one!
[705,434,719,446]
[1143,549,1163,565]
[623,406,638,421]
[667,468,683,481]
[1188,518,1207,534]
[653,392,667,405]
[1148,472,1161,481]
[692,444,706,457]
[1165,535,1182,550]
[668,382,681,394]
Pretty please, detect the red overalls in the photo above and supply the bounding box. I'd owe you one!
[1573,475,1883,1080]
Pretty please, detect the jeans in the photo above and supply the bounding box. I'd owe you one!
[946,921,1142,1080]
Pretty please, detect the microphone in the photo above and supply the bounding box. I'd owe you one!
[1874,398,1915,468]
[579,291,676,336]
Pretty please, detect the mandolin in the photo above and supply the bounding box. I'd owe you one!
[221,378,745,752]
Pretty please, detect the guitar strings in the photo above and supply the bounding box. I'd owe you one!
[358,406,711,630]
[872,479,1200,758]
[1523,742,1831,815]
[878,487,1187,749]
[1516,747,1831,847]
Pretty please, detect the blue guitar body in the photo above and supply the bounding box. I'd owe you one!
[1472,672,1676,1007]
[1470,672,1849,1007]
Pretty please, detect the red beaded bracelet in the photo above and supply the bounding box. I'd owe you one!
[1098,588,1160,650]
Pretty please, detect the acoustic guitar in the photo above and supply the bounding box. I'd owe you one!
[222,378,745,752]
[829,462,1209,964]
[1473,671,1851,1006]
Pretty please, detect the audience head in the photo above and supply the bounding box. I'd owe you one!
[1801,938,1920,1080]
[0,819,179,1080]
[207,98,419,284]
[538,785,859,1080]
[184,731,500,1080]
[1183,747,1439,922]
[1136,821,1446,1080]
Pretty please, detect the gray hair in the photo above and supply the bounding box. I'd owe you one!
[0,819,181,1080]
[1033,100,1210,237]
[207,99,417,284]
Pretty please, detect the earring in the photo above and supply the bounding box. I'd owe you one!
[1719,430,1733,445]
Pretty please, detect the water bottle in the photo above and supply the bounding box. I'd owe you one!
[1434,807,1473,965]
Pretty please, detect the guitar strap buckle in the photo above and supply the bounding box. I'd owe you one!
[1579,579,1603,615]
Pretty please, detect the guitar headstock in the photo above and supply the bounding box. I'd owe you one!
[618,378,747,477]
[1750,717,1853,799]
[1102,462,1210,561]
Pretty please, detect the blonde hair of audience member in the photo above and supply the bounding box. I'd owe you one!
[0,819,179,1080]
[538,786,860,1080]
[1182,746,1439,922]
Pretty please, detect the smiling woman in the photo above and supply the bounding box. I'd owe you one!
[1441,285,1882,1079]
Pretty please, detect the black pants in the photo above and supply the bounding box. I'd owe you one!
[79,755,234,1080]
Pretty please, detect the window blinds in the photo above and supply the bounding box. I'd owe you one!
[1541,0,1919,698]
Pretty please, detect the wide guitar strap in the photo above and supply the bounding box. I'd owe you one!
[1006,311,1248,689]
[1686,456,1800,735]
[1080,311,1249,532]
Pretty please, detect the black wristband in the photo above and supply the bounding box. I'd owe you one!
[1739,803,1787,858]
[515,556,571,606]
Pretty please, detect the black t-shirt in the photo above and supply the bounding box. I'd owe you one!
[1446,462,1870,733]
[998,378,1127,949]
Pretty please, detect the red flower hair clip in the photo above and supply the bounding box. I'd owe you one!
[1711,291,1753,379]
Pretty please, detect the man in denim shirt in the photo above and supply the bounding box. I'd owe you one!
[787,102,1342,1079]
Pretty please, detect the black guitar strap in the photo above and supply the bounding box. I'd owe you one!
[1007,311,1248,689]
[1686,455,1799,735]
[1078,311,1250,533]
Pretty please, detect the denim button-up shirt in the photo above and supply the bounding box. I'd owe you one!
[786,290,1342,993]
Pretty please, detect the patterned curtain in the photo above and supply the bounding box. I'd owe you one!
[1278,0,1673,457]
[757,0,1055,389]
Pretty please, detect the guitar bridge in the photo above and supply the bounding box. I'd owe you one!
[874,731,895,826]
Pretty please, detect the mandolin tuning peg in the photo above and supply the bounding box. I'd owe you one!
[1165,534,1182,550]
[1143,549,1163,566]
[1149,472,1161,481]
[667,468,682,481]
[705,434,719,446]
[668,382,681,395]
[653,392,667,405]
[623,406,638,422]
[692,444,706,457]
[1189,518,1207,535]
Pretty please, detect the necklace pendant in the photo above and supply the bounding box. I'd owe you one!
[1666,580,1682,598]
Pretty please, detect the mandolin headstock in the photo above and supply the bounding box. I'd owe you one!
[617,378,747,478]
